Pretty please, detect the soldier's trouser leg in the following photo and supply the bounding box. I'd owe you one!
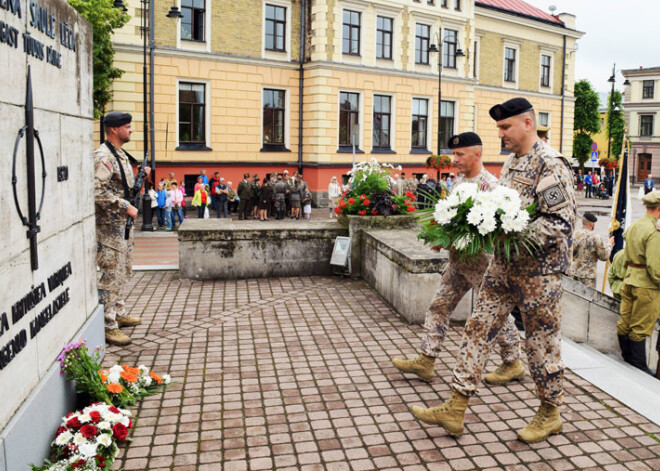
[452,271,563,406]
[421,264,473,357]
[497,315,522,364]
[617,284,660,342]
[97,237,128,331]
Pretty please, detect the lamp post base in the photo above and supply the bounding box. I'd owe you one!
[141,181,154,232]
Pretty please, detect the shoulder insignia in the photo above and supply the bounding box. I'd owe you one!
[104,160,113,171]
[538,175,569,211]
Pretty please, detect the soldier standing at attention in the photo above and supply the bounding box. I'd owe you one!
[237,173,251,220]
[567,212,613,288]
[95,112,150,346]
[274,174,288,220]
[616,190,660,373]
[392,132,523,385]
[411,98,576,443]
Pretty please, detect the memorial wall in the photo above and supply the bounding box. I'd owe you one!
[0,1,101,469]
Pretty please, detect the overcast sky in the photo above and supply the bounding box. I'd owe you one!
[524,0,660,94]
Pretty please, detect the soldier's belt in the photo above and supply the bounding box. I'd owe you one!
[629,263,647,269]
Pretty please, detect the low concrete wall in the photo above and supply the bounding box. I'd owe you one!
[363,229,659,368]
[362,229,474,324]
[178,219,347,280]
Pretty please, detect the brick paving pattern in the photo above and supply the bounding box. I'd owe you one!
[106,272,660,470]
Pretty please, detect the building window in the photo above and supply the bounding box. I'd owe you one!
[265,4,286,52]
[540,54,551,87]
[179,82,206,144]
[443,29,458,69]
[439,101,455,150]
[441,0,447,7]
[181,0,205,42]
[538,112,549,127]
[376,16,393,60]
[415,24,430,65]
[412,98,428,149]
[640,115,654,136]
[504,47,516,82]
[263,89,286,146]
[339,92,360,146]
[642,80,654,99]
[455,0,461,10]
[373,95,391,148]
[342,10,360,55]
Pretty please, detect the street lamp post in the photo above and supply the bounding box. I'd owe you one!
[428,28,464,157]
[113,0,182,231]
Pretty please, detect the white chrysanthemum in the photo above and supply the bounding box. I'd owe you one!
[120,416,131,427]
[141,376,153,387]
[138,365,149,375]
[79,413,91,423]
[109,365,123,375]
[120,408,132,417]
[106,371,121,384]
[162,374,172,385]
[478,218,497,236]
[78,442,98,458]
[455,183,478,202]
[54,431,73,446]
[104,412,120,423]
[466,208,483,226]
[97,433,113,448]
[72,433,87,446]
[97,421,111,430]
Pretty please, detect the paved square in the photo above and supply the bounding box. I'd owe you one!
[107,272,660,470]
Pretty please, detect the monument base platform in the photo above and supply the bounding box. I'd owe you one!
[178,219,348,280]
[0,305,105,471]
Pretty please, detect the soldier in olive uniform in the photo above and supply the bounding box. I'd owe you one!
[616,190,660,373]
[411,98,576,443]
[567,212,613,288]
[392,132,522,384]
[274,175,288,220]
[95,112,150,346]
[608,250,626,300]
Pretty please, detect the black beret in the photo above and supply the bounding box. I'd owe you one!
[103,111,132,128]
[583,212,597,223]
[489,98,534,121]
[447,132,482,149]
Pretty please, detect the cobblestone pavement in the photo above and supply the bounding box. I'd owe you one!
[106,272,660,470]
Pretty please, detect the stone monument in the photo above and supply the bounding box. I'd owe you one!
[0,1,100,469]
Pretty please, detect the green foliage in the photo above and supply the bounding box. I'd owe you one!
[68,0,130,118]
[607,90,625,158]
[573,80,601,169]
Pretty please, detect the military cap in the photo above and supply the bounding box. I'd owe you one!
[489,97,534,121]
[447,132,482,149]
[103,111,132,127]
[583,212,597,223]
[641,190,660,208]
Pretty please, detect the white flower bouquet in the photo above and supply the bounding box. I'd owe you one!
[418,183,540,261]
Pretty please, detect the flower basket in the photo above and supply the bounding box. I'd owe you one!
[334,158,417,218]
[426,155,453,171]
[598,157,619,170]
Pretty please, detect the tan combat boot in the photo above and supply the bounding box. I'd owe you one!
[410,389,469,437]
[117,316,142,327]
[484,359,525,385]
[392,353,435,382]
[517,402,562,443]
[105,329,132,346]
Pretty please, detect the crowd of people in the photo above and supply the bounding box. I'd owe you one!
[574,169,615,199]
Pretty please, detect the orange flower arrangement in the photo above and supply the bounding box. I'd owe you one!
[150,371,163,385]
[120,371,139,383]
[106,383,124,394]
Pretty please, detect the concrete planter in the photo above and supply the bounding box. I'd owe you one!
[338,214,417,277]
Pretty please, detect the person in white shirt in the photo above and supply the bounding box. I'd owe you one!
[328,176,342,218]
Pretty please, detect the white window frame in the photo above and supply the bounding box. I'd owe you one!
[411,96,433,151]
[539,51,554,92]
[176,0,212,53]
[176,79,211,147]
[371,93,395,151]
[502,41,520,89]
[337,90,364,149]
[260,86,291,149]
[263,0,292,62]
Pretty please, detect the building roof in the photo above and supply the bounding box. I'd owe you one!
[476,0,564,26]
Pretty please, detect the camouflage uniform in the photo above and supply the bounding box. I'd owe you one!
[94,142,135,331]
[452,140,577,407]
[422,168,521,364]
[567,229,612,288]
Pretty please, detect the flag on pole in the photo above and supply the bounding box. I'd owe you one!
[609,141,631,261]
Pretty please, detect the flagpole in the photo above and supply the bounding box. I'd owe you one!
[601,135,629,292]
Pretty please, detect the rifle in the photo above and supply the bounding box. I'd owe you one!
[125,152,149,239]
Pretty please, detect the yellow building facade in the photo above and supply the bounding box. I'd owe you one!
[105,0,582,197]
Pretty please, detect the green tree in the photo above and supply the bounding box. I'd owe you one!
[68,0,130,118]
[606,90,625,158]
[572,79,601,170]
